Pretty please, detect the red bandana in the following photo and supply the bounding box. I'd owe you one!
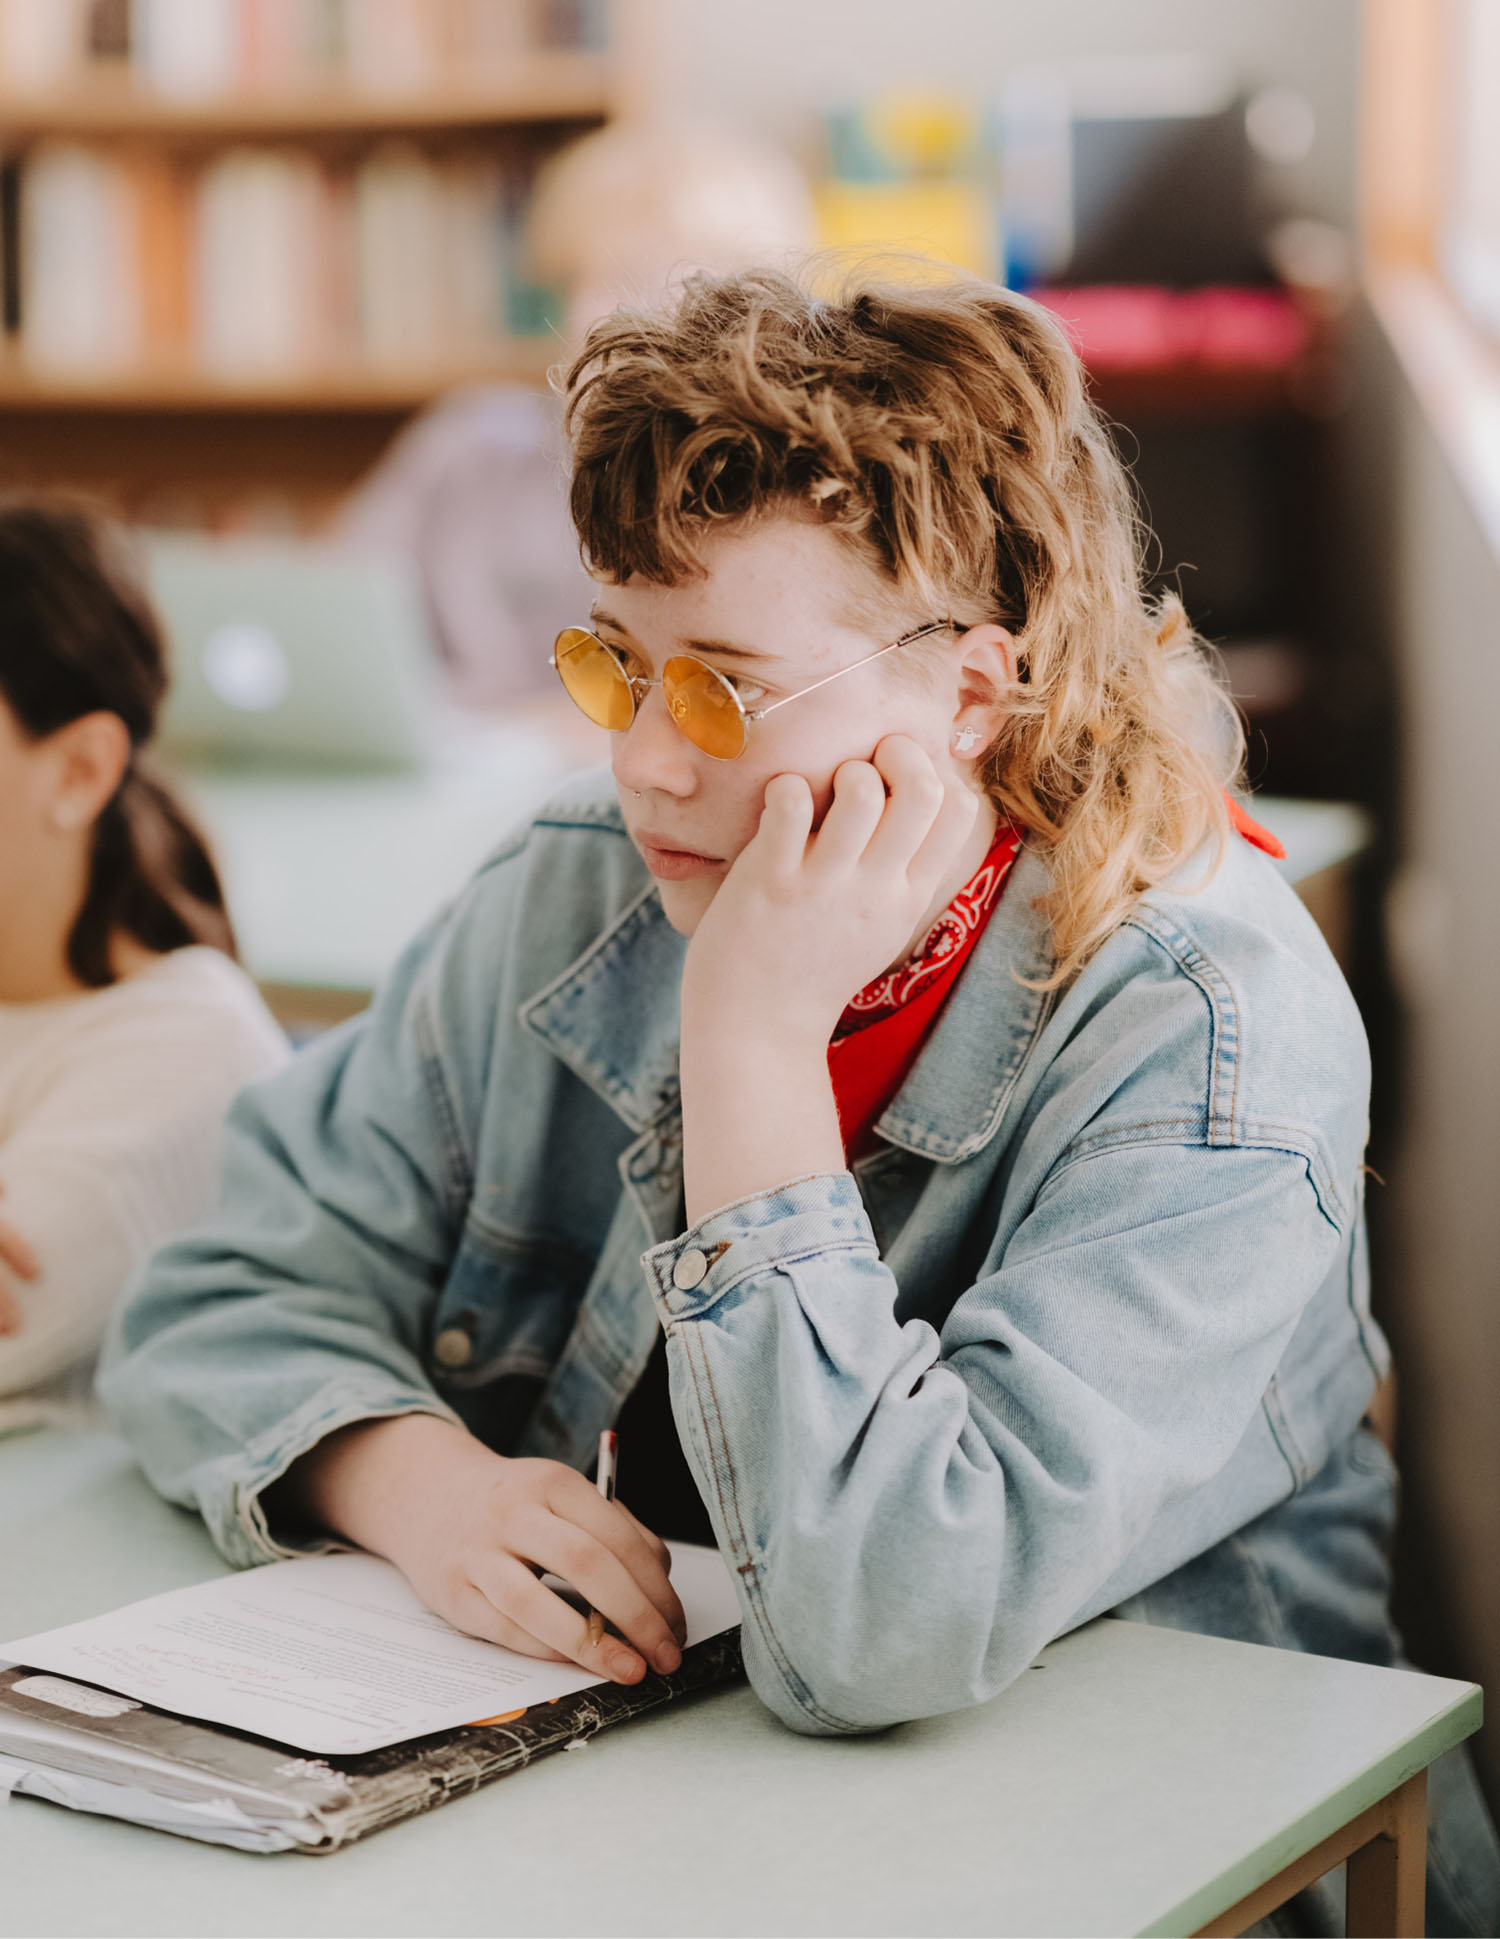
[824,793,1282,1164]
[827,821,1023,1161]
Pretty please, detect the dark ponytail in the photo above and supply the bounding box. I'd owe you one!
[0,494,237,988]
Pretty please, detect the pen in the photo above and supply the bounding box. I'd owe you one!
[584,1428,618,1650]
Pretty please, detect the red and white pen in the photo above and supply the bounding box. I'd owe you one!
[584,1429,618,1649]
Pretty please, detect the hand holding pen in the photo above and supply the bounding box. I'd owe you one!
[296,1414,685,1686]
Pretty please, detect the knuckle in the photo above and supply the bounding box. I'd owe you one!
[434,1560,483,1622]
[552,1529,595,1581]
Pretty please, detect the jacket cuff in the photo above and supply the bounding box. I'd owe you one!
[207,1377,463,1567]
[641,1171,878,1324]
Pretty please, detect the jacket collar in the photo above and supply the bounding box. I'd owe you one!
[520,839,1058,1162]
[872,841,1057,1161]
[520,878,688,1134]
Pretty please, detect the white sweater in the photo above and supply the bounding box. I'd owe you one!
[0,947,288,1432]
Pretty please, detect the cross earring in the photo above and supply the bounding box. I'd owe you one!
[952,727,981,754]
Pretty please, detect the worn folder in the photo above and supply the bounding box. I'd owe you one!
[0,1632,745,1853]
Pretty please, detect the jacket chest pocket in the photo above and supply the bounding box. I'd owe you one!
[426,1227,593,1448]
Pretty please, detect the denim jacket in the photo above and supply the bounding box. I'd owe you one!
[98,767,1387,1738]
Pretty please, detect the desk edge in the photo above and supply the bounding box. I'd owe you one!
[1139,1681,1483,1937]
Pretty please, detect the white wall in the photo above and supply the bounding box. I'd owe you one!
[630,0,1361,226]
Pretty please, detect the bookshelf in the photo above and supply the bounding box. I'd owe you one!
[0,3,614,525]
[0,341,559,408]
[0,60,610,138]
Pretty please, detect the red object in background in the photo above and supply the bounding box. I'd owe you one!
[1037,285,1312,372]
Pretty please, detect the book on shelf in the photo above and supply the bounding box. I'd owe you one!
[4,137,538,378]
[352,144,507,365]
[134,147,193,351]
[195,145,332,373]
[0,0,89,92]
[86,0,132,63]
[342,0,446,95]
[0,0,609,96]
[17,141,144,370]
[0,1546,745,1853]
[0,160,19,335]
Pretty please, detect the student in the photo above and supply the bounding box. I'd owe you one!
[0,498,288,1430]
[100,273,1498,1931]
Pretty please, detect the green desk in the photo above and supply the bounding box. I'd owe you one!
[179,739,1372,1032]
[0,1429,1478,1937]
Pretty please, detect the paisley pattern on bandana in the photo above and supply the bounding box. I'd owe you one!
[835,823,1024,1038]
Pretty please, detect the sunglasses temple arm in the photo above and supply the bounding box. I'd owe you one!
[748,620,954,722]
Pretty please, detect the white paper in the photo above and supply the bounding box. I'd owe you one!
[0,1546,741,1756]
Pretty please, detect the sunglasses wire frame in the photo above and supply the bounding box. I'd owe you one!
[549,618,956,761]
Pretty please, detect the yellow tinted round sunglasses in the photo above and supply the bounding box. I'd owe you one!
[549,618,956,762]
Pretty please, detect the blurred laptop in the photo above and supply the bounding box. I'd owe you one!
[145,531,442,772]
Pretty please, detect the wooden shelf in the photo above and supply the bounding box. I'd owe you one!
[0,342,563,411]
[0,345,1344,420]
[0,56,610,140]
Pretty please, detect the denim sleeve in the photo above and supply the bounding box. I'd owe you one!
[95,897,493,1569]
[641,1143,1345,1736]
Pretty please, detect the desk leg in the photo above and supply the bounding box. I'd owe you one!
[1346,1770,1427,1938]
[1194,1769,1429,1937]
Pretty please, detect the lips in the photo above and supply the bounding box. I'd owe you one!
[634,831,724,882]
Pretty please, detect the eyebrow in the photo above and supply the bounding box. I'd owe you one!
[588,607,778,668]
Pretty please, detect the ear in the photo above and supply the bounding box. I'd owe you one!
[44,712,132,836]
[947,624,1018,762]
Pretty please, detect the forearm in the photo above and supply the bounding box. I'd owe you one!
[648,1178,1024,1731]
[680,1018,845,1226]
[267,1411,489,1554]
[645,1149,1331,1733]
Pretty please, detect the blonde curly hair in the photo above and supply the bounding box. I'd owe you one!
[561,265,1243,985]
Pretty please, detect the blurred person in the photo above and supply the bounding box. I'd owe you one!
[101,270,1499,1933]
[0,498,287,1432]
[333,119,817,709]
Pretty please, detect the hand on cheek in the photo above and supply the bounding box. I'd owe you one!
[680,734,980,1045]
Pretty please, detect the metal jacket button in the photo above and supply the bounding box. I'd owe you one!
[672,1248,709,1290]
[434,1325,474,1368]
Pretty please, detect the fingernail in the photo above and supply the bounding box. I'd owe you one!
[607,1647,638,1681]
[655,1640,681,1674]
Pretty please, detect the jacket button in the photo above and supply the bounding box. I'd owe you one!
[434,1326,474,1368]
[672,1248,709,1290]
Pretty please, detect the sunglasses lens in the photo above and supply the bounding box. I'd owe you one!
[662,656,747,759]
[553,628,635,731]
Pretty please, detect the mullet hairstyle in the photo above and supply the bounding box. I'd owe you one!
[562,266,1244,986]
